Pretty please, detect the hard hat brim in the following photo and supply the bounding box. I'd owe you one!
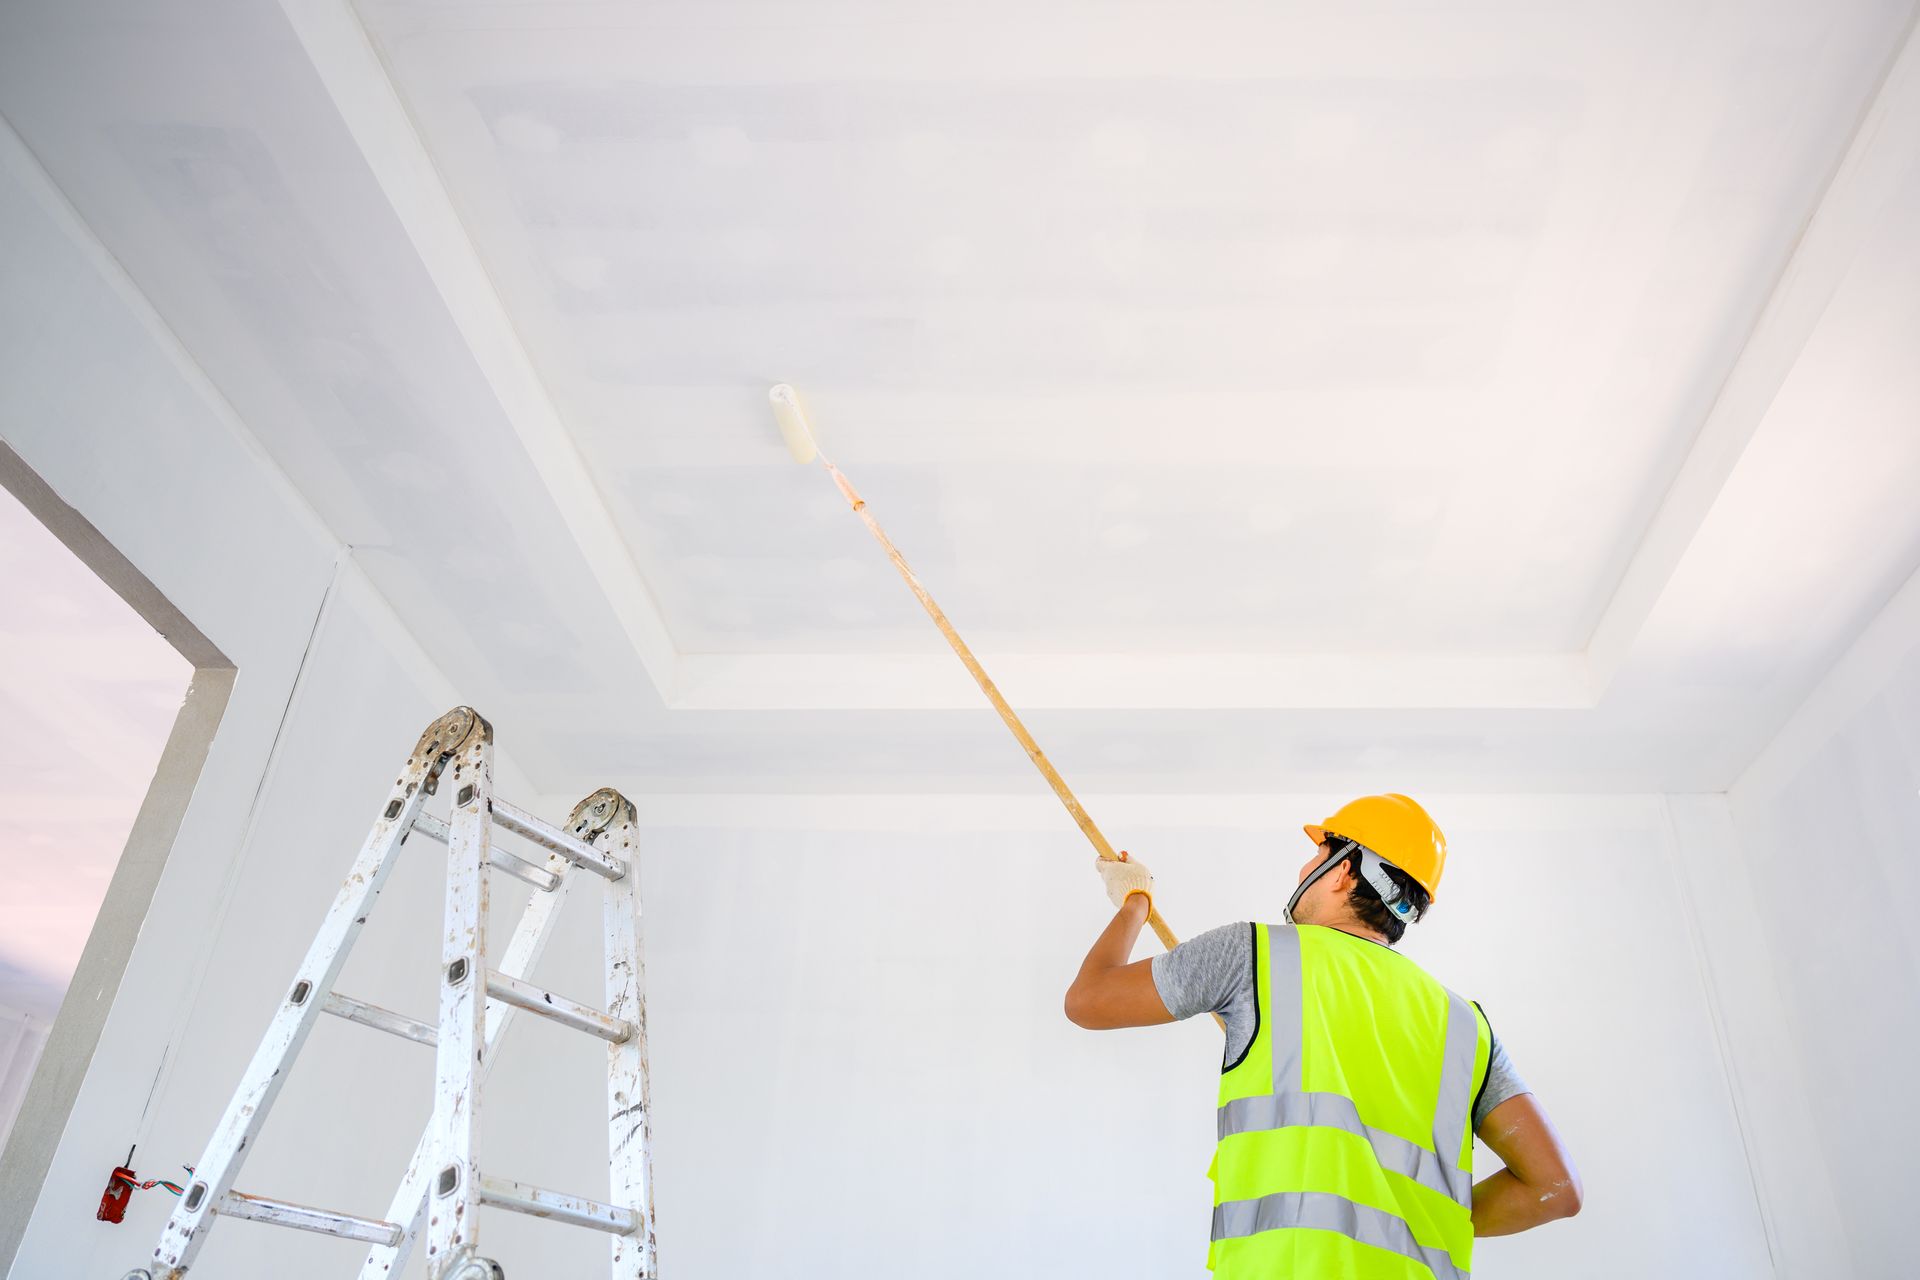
[1303,823,1326,845]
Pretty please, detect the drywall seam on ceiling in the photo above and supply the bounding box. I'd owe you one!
[276,0,681,694]
[0,109,539,788]
[1584,14,1920,692]
[671,649,1596,711]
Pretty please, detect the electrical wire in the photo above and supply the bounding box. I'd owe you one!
[114,1165,193,1197]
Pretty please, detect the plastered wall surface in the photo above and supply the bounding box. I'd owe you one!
[0,117,537,1278]
[413,792,1767,1280]
[1707,564,1920,1280]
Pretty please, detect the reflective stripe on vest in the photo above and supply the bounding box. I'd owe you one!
[1208,924,1490,1279]
[1217,1090,1470,1205]
[1212,1190,1468,1280]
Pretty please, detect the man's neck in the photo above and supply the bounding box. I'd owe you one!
[1311,917,1390,946]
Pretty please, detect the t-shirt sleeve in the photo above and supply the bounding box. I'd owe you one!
[1472,1016,1532,1133]
[1151,922,1253,1022]
[1151,922,1260,1070]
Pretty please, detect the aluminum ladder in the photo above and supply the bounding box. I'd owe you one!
[123,706,657,1280]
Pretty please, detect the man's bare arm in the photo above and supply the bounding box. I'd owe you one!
[1064,895,1175,1030]
[1471,1093,1583,1236]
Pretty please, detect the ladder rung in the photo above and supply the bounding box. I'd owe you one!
[491,798,628,881]
[215,1189,403,1246]
[410,812,562,892]
[322,991,437,1046]
[485,970,633,1043]
[475,1174,639,1235]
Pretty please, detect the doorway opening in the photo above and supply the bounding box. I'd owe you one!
[0,443,232,1259]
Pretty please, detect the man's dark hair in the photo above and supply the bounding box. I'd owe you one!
[1336,843,1431,945]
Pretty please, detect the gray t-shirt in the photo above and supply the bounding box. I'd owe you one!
[1151,922,1529,1133]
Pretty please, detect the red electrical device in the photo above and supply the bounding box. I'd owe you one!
[97,1149,136,1224]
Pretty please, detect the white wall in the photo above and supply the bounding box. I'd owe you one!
[1692,562,1920,1280]
[451,791,1768,1280]
[0,118,539,1278]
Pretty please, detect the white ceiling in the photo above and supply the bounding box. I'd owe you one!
[365,0,1896,659]
[0,0,1916,793]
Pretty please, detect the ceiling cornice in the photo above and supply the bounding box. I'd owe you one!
[281,0,682,694]
[1584,12,1920,691]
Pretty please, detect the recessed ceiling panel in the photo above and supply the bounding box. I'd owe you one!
[359,0,1904,660]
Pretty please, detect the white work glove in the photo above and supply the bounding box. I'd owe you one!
[1095,852,1154,913]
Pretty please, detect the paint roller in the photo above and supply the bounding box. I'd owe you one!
[770,384,1191,957]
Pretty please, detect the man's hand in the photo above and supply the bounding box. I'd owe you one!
[1095,852,1154,913]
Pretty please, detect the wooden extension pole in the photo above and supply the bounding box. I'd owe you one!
[822,461,1185,954]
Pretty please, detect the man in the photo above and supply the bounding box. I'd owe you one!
[1064,793,1580,1278]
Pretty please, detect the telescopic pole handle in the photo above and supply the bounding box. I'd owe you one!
[826,461,1192,968]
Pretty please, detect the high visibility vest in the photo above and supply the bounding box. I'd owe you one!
[1209,924,1491,1279]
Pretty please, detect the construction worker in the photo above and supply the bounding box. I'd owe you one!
[1064,794,1580,1278]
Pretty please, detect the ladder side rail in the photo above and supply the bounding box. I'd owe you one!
[424,725,497,1280]
[602,797,657,1279]
[357,842,575,1280]
[146,735,449,1277]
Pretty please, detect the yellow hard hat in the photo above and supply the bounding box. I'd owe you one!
[1303,793,1448,901]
